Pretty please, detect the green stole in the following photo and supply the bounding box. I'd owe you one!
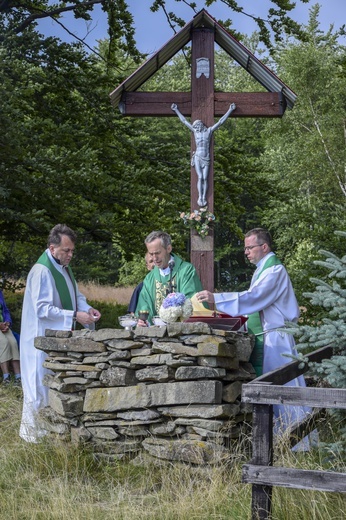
[36,251,77,310]
[247,254,282,377]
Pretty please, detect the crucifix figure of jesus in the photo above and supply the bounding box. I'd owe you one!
[171,102,236,207]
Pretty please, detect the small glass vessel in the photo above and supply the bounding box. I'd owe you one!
[152,316,166,326]
[118,314,137,330]
[138,310,149,322]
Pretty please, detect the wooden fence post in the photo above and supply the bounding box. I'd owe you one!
[251,403,273,519]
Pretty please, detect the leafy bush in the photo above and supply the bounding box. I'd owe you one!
[3,291,23,332]
[87,300,127,329]
[2,293,127,332]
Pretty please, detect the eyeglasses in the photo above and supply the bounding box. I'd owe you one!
[244,244,264,253]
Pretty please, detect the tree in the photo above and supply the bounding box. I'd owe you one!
[258,4,346,304]
[287,231,346,458]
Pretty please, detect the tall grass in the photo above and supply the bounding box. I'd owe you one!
[1,384,345,519]
[78,282,134,305]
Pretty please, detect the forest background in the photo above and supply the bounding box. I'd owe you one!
[1,0,346,316]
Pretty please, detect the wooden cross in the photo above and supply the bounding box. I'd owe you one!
[110,11,294,292]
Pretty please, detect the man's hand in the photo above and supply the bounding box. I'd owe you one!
[0,321,10,333]
[137,318,148,327]
[195,291,215,304]
[76,309,101,326]
[88,308,101,321]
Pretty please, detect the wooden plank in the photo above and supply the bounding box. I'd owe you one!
[243,465,346,493]
[190,27,215,293]
[118,91,286,117]
[214,91,285,117]
[249,404,273,520]
[242,384,346,409]
[252,346,333,386]
[119,92,191,116]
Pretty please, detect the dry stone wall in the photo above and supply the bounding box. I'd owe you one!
[37,322,255,464]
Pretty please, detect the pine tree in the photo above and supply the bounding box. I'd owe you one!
[289,231,346,457]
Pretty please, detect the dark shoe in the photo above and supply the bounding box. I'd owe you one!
[2,377,11,385]
[13,377,22,387]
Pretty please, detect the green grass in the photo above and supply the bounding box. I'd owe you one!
[1,386,345,519]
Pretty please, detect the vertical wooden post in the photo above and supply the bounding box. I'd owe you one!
[190,27,215,293]
[251,403,274,519]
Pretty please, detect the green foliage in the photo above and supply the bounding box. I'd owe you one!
[87,300,127,329]
[289,231,346,451]
[2,291,23,332]
[258,6,346,305]
[117,254,149,286]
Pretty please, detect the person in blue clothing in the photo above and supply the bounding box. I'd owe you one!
[0,289,21,385]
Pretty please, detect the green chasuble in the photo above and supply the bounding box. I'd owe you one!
[135,253,203,323]
[247,254,282,377]
[36,251,77,310]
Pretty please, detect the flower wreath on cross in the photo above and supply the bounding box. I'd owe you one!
[179,207,216,238]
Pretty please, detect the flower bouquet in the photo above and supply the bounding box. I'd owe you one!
[179,207,216,238]
[159,292,193,323]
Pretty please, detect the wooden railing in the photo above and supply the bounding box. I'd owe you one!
[241,345,346,520]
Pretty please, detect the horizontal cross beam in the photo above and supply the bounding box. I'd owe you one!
[119,91,286,117]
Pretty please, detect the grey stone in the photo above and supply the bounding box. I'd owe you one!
[90,329,130,341]
[166,357,195,368]
[150,421,177,436]
[35,336,106,353]
[82,412,118,422]
[118,425,149,437]
[222,381,243,403]
[230,334,254,362]
[45,329,72,338]
[84,380,222,413]
[130,354,174,366]
[174,418,225,431]
[82,354,110,364]
[83,371,100,379]
[108,350,131,360]
[223,365,255,381]
[49,389,84,418]
[197,356,239,369]
[167,322,211,336]
[43,361,100,372]
[158,403,240,419]
[95,363,109,370]
[71,425,92,443]
[100,366,137,387]
[136,365,175,382]
[196,338,236,358]
[117,410,160,421]
[86,426,119,440]
[134,326,166,339]
[149,380,222,407]
[175,366,226,380]
[142,437,229,465]
[130,347,152,357]
[91,439,142,455]
[152,341,199,357]
[43,374,90,393]
[106,339,144,350]
[84,384,151,412]
[63,376,89,385]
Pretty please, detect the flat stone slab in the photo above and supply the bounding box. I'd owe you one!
[84,380,222,412]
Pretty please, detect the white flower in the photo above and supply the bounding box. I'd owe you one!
[159,293,193,323]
